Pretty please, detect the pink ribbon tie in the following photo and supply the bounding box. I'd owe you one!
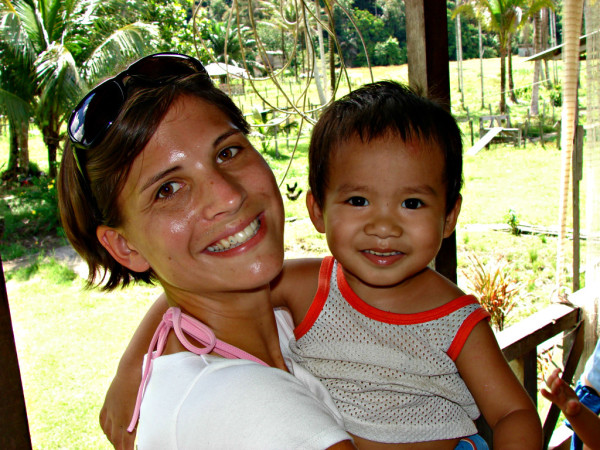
[127,307,268,432]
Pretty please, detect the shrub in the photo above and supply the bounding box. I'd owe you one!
[373,37,405,66]
[0,174,62,259]
[505,209,521,236]
[462,254,521,331]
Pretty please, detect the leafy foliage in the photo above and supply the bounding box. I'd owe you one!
[0,0,159,178]
[0,174,65,260]
[505,208,521,236]
[463,254,521,331]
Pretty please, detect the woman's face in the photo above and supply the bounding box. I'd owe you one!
[113,95,285,301]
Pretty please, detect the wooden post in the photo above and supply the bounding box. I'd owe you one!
[406,0,456,282]
[572,125,583,292]
[0,254,32,449]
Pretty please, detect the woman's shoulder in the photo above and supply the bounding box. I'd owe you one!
[139,355,349,448]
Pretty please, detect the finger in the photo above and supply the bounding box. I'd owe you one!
[540,388,557,403]
[564,398,582,417]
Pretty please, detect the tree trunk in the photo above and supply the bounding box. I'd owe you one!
[17,120,29,174]
[556,0,584,293]
[531,11,543,116]
[7,121,19,174]
[479,21,484,109]
[540,8,551,88]
[456,14,464,106]
[500,43,507,113]
[43,124,59,179]
[315,0,327,101]
[5,119,30,178]
[508,33,517,103]
[328,5,336,95]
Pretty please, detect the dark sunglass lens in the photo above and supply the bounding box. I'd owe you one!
[69,80,125,147]
[128,54,207,79]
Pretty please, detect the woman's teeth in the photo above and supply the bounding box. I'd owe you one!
[207,219,260,252]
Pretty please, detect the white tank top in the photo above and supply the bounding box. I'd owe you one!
[289,257,490,443]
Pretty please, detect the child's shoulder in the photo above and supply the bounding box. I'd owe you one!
[415,268,466,309]
[271,258,324,323]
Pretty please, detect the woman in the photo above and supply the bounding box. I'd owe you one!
[58,53,354,449]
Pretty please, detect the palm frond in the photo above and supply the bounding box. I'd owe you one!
[35,43,81,119]
[82,21,158,82]
[0,86,32,123]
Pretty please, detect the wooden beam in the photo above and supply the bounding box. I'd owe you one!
[0,255,32,449]
[405,0,456,282]
[497,303,580,361]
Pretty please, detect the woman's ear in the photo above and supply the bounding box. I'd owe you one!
[306,190,326,234]
[96,225,151,273]
[443,195,462,238]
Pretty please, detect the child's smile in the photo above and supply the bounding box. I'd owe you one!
[308,132,460,305]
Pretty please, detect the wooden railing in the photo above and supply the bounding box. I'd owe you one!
[477,303,583,449]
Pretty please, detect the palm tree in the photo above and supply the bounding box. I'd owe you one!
[203,21,256,68]
[530,6,554,115]
[453,0,553,113]
[556,0,584,297]
[0,11,35,177]
[0,0,158,178]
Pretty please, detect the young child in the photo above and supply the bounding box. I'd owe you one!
[542,340,600,450]
[101,81,542,449]
[268,81,541,449]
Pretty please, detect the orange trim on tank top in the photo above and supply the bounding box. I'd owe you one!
[336,260,484,325]
[293,256,335,339]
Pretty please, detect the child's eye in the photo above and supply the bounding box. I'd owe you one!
[347,196,369,207]
[402,198,424,209]
[156,181,182,199]
[216,147,240,163]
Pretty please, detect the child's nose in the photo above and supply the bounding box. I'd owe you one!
[364,211,402,238]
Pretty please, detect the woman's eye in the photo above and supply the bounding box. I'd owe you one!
[347,196,369,207]
[216,146,240,163]
[402,198,424,209]
[156,181,182,199]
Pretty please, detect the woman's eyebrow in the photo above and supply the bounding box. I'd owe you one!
[140,166,180,193]
[213,129,243,148]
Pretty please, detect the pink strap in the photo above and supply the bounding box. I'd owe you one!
[127,307,268,432]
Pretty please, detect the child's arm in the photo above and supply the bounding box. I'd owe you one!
[457,321,543,449]
[99,294,169,450]
[541,368,600,450]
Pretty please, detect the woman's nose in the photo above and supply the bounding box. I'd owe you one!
[201,172,246,220]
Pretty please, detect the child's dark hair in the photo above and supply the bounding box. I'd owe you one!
[309,81,463,214]
[58,73,249,290]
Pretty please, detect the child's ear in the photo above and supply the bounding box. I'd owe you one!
[96,225,151,273]
[306,190,326,233]
[443,195,462,238]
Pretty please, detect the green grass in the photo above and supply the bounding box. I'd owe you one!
[1,57,584,447]
[8,259,161,449]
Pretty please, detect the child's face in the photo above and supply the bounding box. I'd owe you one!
[307,133,460,292]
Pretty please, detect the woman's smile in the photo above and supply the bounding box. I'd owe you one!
[206,216,261,253]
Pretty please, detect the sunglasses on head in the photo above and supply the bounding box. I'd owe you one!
[68,53,209,173]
